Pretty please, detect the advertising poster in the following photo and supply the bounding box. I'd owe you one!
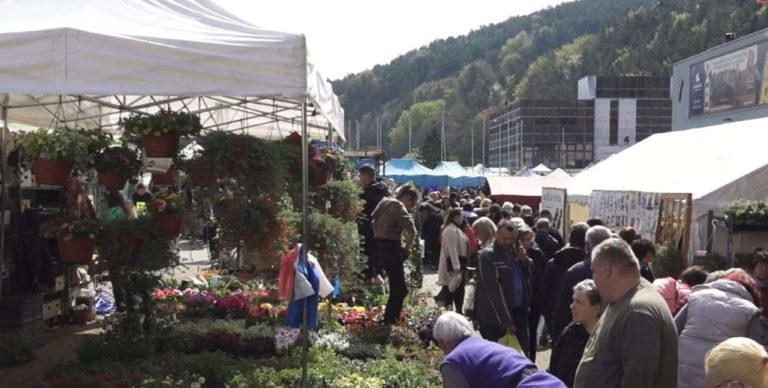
[690,43,768,118]
[541,188,567,236]
[589,190,661,242]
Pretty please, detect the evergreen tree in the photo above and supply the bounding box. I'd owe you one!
[420,126,442,169]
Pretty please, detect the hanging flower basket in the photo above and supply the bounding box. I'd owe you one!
[57,237,95,264]
[152,166,177,186]
[152,212,182,236]
[97,170,128,190]
[32,158,73,187]
[143,133,179,158]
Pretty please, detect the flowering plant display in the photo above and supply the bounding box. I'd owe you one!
[16,127,94,168]
[93,145,142,179]
[214,293,249,319]
[149,192,184,214]
[40,216,103,240]
[310,330,350,352]
[275,327,301,351]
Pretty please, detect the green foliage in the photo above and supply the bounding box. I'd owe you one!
[388,99,445,160]
[652,243,687,279]
[420,125,442,168]
[16,128,95,168]
[40,216,103,240]
[120,109,203,137]
[303,212,364,279]
[76,336,156,363]
[335,0,768,164]
[94,145,142,178]
[0,332,34,366]
[99,218,179,271]
[693,252,728,273]
[312,179,364,222]
[724,201,768,223]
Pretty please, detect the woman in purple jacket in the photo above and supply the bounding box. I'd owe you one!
[434,311,566,388]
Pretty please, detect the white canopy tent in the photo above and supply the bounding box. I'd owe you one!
[0,0,345,141]
[567,117,768,257]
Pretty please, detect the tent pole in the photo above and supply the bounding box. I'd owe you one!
[300,96,310,388]
[0,93,6,296]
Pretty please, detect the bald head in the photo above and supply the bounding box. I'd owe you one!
[591,238,640,274]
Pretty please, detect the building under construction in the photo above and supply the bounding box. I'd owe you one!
[487,76,672,171]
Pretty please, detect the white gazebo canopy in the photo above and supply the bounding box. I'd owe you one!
[0,0,344,141]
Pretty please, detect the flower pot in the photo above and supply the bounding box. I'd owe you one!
[32,158,73,187]
[152,166,177,186]
[57,237,95,264]
[152,212,181,236]
[97,170,127,190]
[71,308,96,324]
[143,133,179,158]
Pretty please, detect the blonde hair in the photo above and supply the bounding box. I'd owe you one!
[472,217,497,245]
[705,337,768,388]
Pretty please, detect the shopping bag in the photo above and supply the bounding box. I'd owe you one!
[498,333,523,353]
[462,277,477,317]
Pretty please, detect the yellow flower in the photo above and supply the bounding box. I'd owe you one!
[354,306,366,314]
[260,303,273,310]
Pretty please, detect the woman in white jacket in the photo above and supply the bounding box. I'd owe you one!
[675,269,763,388]
[438,207,469,312]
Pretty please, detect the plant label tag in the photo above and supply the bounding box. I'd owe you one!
[325,200,331,210]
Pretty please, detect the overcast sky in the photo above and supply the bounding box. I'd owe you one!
[217,0,570,80]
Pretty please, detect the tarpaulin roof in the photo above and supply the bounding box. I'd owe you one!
[567,117,768,215]
[0,0,344,141]
[531,163,553,174]
[547,168,572,178]
[430,161,486,187]
[486,176,571,197]
[383,158,434,186]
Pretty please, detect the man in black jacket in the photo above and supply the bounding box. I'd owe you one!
[418,202,444,269]
[476,220,533,356]
[539,223,589,343]
[357,165,390,280]
[534,218,561,260]
[551,225,612,342]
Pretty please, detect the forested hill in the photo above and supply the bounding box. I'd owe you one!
[332,0,768,167]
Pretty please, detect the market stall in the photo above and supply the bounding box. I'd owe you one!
[0,1,353,385]
[567,117,768,260]
[429,161,486,187]
[484,175,571,211]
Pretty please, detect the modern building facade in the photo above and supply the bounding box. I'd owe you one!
[488,76,671,170]
[672,28,768,130]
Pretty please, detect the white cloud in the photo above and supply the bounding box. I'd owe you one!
[216,0,570,80]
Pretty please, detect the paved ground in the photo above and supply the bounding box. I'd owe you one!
[418,270,552,370]
[1,322,101,388]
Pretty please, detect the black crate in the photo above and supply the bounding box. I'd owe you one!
[0,294,43,324]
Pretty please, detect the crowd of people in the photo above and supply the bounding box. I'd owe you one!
[355,164,768,388]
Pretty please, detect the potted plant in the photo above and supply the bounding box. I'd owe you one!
[94,145,142,190]
[151,165,178,186]
[149,192,185,236]
[308,146,339,187]
[723,201,768,231]
[121,109,203,158]
[40,216,103,263]
[16,128,93,186]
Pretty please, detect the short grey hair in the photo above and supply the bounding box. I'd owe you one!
[480,198,492,209]
[591,237,640,271]
[510,217,526,230]
[573,279,602,306]
[586,225,612,251]
[433,311,475,347]
[706,270,728,283]
[502,202,515,213]
[535,218,550,230]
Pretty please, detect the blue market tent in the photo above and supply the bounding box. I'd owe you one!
[431,161,486,187]
[383,158,434,186]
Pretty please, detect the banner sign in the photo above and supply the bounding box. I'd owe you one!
[589,190,662,243]
[689,42,768,118]
[541,187,567,237]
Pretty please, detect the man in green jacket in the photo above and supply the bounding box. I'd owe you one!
[574,238,678,388]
